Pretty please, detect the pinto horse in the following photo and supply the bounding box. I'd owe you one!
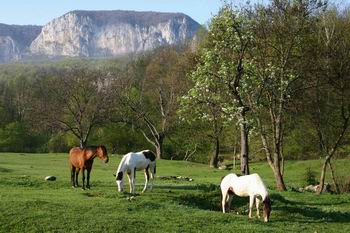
[69,145,109,190]
[115,150,156,194]
[220,173,272,222]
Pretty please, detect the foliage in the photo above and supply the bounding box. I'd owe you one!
[180,4,254,171]
[89,123,150,154]
[0,122,45,152]
[47,133,78,153]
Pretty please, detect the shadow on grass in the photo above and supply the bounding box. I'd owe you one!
[173,184,249,212]
[0,167,13,173]
[271,193,350,223]
[155,183,219,192]
[174,188,350,223]
[0,175,44,188]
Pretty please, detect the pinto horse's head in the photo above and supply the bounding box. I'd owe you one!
[116,171,124,192]
[97,145,109,163]
[263,196,272,222]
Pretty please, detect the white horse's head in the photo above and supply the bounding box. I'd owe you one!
[116,171,124,192]
[263,196,272,222]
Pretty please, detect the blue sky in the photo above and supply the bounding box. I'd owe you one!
[0,0,223,26]
[0,0,348,26]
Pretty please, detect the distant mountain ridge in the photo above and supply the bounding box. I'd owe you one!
[0,24,42,63]
[0,10,201,63]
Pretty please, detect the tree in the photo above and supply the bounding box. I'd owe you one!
[182,4,253,174]
[116,47,192,159]
[248,0,325,190]
[180,86,225,168]
[33,65,115,148]
[304,8,350,194]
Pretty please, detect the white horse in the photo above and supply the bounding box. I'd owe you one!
[115,150,156,194]
[220,173,272,222]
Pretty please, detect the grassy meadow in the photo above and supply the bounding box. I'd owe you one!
[0,153,349,233]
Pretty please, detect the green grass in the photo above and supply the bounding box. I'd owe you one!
[0,153,349,233]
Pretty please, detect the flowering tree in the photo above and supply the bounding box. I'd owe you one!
[181,4,253,174]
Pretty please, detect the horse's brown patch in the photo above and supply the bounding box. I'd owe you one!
[145,166,150,181]
[228,187,234,195]
[116,171,123,181]
[142,150,156,161]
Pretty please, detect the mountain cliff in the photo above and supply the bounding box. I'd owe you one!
[29,10,201,58]
[0,10,200,63]
[0,24,42,63]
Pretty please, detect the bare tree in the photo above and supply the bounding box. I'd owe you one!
[116,48,191,159]
[33,66,115,148]
[306,8,350,194]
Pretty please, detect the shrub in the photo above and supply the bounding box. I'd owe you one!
[336,176,350,193]
[304,167,317,185]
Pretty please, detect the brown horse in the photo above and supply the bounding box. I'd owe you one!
[69,145,109,189]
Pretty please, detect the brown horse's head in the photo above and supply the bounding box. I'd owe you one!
[263,196,272,222]
[96,145,109,163]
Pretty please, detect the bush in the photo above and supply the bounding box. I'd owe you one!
[336,176,350,193]
[0,122,46,152]
[304,167,317,185]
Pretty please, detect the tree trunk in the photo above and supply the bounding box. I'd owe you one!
[257,116,286,190]
[273,140,286,190]
[155,134,164,159]
[233,136,237,172]
[317,156,329,194]
[210,137,220,168]
[79,139,86,149]
[240,111,249,175]
[327,160,340,193]
[272,109,287,190]
[273,159,287,191]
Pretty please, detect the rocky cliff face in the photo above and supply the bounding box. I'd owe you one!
[0,24,42,63]
[30,10,201,58]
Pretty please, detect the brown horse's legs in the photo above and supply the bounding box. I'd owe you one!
[75,168,80,187]
[71,166,76,187]
[86,168,91,189]
[81,168,85,190]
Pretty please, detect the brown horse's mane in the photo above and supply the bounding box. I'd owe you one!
[82,145,107,154]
